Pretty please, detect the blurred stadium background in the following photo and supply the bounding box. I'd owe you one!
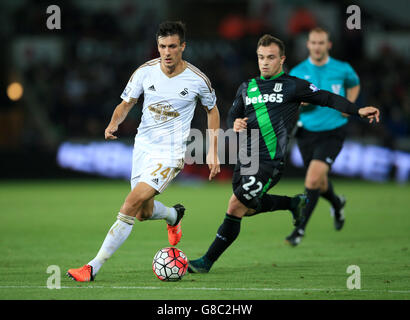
[1,0,410,183]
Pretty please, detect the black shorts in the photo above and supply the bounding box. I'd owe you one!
[296,125,346,168]
[232,160,285,209]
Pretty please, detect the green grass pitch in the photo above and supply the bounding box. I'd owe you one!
[0,178,409,300]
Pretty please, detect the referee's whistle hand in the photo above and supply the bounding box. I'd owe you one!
[233,118,248,132]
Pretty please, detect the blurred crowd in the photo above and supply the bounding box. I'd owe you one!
[2,0,410,153]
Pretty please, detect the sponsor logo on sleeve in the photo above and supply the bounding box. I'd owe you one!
[122,86,131,97]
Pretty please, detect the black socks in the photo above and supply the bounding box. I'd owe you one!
[321,181,341,210]
[299,188,320,230]
[204,214,241,263]
[249,194,292,216]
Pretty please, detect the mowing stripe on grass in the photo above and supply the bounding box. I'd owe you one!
[0,285,409,294]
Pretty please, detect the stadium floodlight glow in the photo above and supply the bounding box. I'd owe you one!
[7,82,24,101]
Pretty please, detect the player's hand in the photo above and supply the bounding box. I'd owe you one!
[358,106,380,124]
[206,151,220,181]
[105,123,118,140]
[233,118,248,132]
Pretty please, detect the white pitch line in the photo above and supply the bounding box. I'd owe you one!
[0,285,409,294]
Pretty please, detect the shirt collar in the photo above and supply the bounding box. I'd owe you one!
[308,56,330,66]
[260,71,284,80]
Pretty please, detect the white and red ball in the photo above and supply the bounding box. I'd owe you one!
[152,247,188,281]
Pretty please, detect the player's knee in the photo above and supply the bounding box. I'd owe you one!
[305,176,321,189]
[228,195,250,217]
[320,178,328,192]
[305,170,325,189]
[228,196,241,211]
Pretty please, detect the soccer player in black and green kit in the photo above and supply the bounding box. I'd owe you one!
[188,35,380,273]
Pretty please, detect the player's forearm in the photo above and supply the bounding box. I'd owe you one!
[308,90,359,116]
[347,85,360,103]
[207,106,220,154]
[325,91,360,115]
[109,100,135,126]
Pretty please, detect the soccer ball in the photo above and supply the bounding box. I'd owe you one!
[152,247,188,281]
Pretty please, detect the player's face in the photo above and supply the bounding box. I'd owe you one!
[307,32,332,62]
[157,35,186,69]
[257,44,285,78]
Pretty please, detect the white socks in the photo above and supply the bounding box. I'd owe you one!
[148,201,177,225]
[88,213,135,277]
[88,203,176,277]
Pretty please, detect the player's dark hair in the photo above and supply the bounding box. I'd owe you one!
[156,21,186,44]
[257,34,285,56]
[309,27,331,40]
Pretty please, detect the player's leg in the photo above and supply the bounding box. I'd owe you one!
[147,200,185,245]
[285,161,324,246]
[242,162,307,225]
[318,146,346,230]
[299,159,329,228]
[316,128,346,231]
[246,193,307,226]
[285,129,315,244]
[321,178,345,230]
[67,182,156,281]
[148,200,176,224]
[287,127,346,245]
[285,159,328,246]
[188,194,247,273]
[135,157,185,245]
[319,127,346,230]
[188,166,299,273]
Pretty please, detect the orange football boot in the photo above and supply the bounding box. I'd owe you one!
[167,204,185,246]
[66,265,94,282]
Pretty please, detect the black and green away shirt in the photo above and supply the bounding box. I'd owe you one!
[227,71,360,163]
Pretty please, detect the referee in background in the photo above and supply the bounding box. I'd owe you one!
[286,27,360,246]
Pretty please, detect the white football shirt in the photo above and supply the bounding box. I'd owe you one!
[121,58,216,161]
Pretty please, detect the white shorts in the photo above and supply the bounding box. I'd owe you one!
[130,146,184,193]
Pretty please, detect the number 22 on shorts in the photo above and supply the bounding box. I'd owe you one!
[242,176,263,200]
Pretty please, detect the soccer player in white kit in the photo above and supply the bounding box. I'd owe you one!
[67,21,220,282]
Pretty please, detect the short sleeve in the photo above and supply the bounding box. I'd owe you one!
[120,68,144,102]
[198,78,217,110]
[344,63,360,88]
